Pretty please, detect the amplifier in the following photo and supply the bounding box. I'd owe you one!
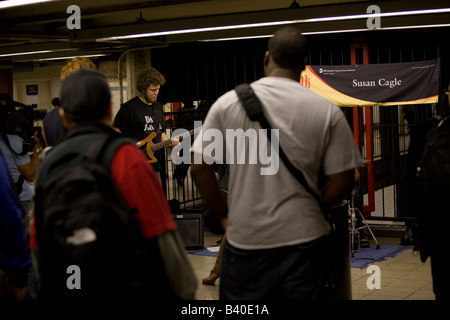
[172,213,204,249]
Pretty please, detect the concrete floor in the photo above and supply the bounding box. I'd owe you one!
[187,231,435,300]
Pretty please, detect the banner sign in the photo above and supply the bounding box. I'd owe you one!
[300,60,439,107]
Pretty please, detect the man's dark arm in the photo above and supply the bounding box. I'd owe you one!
[320,169,355,208]
[190,158,228,228]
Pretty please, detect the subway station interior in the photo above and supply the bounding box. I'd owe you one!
[1,0,450,303]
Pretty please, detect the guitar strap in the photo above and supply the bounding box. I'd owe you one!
[235,83,329,218]
[151,103,162,135]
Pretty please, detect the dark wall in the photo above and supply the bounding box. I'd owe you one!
[151,40,267,106]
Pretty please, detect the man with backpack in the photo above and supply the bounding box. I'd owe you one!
[30,68,196,299]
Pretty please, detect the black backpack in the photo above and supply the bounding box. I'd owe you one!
[34,132,173,300]
[416,116,450,261]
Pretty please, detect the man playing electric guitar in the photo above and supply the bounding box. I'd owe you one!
[113,67,178,182]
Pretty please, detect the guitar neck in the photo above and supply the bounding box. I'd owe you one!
[151,139,173,152]
[150,128,198,152]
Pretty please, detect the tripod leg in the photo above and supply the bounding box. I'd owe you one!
[349,206,359,256]
[357,209,380,250]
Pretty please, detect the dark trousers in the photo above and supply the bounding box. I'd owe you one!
[219,236,329,300]
[431,252,450,300]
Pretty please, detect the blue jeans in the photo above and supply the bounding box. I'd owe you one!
[219,236,330,300]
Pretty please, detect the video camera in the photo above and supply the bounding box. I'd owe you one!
[0,93,47,152]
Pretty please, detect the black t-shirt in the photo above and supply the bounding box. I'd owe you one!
[113,96,166,171]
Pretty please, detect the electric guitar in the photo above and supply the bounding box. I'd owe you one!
[136,127,200,163]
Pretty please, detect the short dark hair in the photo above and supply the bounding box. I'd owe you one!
[136,67,166,93]
[60,69,111,123]
[268,27,308,69]
[51,97,60,107]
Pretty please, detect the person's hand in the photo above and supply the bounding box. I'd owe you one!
[33,130,43,149]
[10,286,26,300]
[168,138,180,149]
[221,218,228,231]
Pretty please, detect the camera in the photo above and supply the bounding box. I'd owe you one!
[0,93,47,152]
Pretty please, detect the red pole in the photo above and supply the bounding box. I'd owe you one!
[363,106,375,213]
[350,43,375,215]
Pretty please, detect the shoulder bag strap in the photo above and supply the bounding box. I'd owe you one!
[235,83,325,211]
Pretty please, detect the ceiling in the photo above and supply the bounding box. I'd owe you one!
[1,0,449,63]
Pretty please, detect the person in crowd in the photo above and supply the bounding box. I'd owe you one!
[42,97,62,147]
[30,68,195,299]
[60,56,97,81]
[113,67,177,182]
[412,81,450,301]
[0,150,31,300]
[191,26,363,300]
[202,164,228,286]
[0,114,42,214]
[18,57,99,300]
[202,234,225,286]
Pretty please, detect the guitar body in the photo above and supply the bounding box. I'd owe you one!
[136,127,200,164]
[136,131,158,163]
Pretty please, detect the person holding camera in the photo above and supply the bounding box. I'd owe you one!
[0,116,43,213]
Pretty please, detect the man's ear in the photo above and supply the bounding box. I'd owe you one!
[263,50,271,76]
[263,50,270,67]
[58,108,72,129]
[300,56,308,72]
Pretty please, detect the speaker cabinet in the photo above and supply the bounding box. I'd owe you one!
[172,213,204,249]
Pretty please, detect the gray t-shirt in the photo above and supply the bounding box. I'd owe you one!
[191,76,363,250]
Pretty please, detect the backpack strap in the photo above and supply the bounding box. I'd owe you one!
[14,173,25,196]
[437,115,450,128]
[85,133,134,171]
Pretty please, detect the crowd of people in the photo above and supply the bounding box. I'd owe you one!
[0,26,446,300]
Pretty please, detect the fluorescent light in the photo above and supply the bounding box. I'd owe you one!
[375,23,450,31]
[97,21,293,41]
[0,50,52,58]
[96,8,450,42]
[302,29,368,35]
[302,8,450,23]
[376,8,450,18]
[302,23,450,36]
[34,54,108,61]
[0,0,53,9]
[200,23,450,41]
[201,35,272,42]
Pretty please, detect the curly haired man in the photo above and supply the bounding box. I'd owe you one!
[113,67,176,181]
